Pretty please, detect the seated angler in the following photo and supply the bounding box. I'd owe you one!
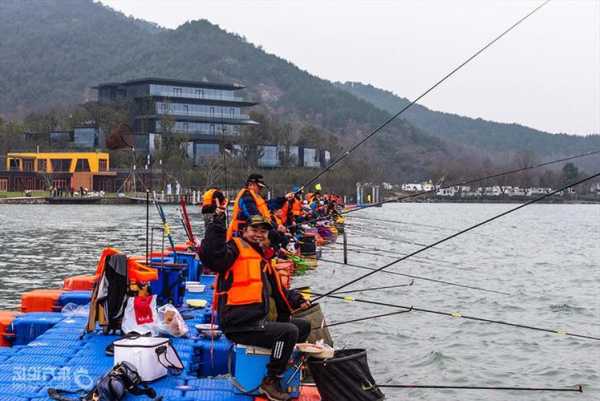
[200,211,310,401]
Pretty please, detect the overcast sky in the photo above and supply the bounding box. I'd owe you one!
[99,0,599,135]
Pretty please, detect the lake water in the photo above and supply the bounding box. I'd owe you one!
[0,203,598,400]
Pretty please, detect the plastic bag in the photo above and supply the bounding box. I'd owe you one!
[121,295,160,336]
[61,302,89,317]
[157,304,189,337]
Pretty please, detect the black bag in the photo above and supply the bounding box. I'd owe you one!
[48,361,160,401]
[308,349,385,401]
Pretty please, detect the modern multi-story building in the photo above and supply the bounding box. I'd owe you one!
[93,78,259,163]
[93,77,331,168]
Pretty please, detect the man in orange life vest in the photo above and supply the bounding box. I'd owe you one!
[201,211,310,401]
[227,174,289,240]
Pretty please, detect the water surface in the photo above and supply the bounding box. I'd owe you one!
[0,203,598,401]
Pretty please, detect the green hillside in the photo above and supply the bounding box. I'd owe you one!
[336,81,600,158]
[0,0,450,182]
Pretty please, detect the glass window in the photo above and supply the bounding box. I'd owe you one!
[37,159,47,172]
[22,159,34,172]
[99,159,108,172]
[75,159,91,172]
[9,158,20,171]
[51,159,72,172]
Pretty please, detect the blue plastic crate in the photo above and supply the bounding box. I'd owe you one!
[17,345,78,357]
[57,291,91,307]
[191,337,233,377]
[199,275,216,287]
[182,390,250,401]
[232,345,301,397]
[172,252,199,282]
[0,382,44,397]
[8,313,64,345]
[186,378,235,392]
[150,258,187,307]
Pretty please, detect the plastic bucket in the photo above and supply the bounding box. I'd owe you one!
[293,303,333,346]
[300,235,316,256]
[308,349,384,401]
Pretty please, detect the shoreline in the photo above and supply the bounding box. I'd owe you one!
[1,196,599,205]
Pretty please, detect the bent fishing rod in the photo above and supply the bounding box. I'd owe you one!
[312,170,600,303]
[299,0,551,192]
[303,147,600,226]
[320,257,511,296]
[344,148,600,216]
[304,291,600,341]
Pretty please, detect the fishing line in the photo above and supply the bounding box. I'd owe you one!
[320,257,511,296]
[299,0,551,191]
[306,291,600,341]
[344,149,600,215]
[312,171,600,302]
[375,384,583,392]
[304,147,600,226]
[348,215,458,232]
[326,244,509,285]
[332,280,414,295]
[310,308,414,331]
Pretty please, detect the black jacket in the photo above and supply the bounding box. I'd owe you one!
[199,213,304,332]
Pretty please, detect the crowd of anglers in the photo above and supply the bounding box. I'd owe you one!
[197,173,343,401]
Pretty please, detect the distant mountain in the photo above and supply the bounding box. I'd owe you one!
[0,0,454,182]
[336,82,600,165]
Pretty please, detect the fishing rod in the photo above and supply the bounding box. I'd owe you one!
[178,196,195,243]
[341,148,600,216]
[305,291,600,341]
[153,194,176,250]
[312,171,600,303]
[332,280,414,295]
[320,258,511,296]
[375,384,583,393]
[299,0,551,192]
[304,147,600,226]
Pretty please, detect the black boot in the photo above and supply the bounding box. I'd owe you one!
[259,376,291,401]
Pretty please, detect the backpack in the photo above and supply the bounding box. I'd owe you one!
[47,361,160,401]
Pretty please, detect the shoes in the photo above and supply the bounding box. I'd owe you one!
[259,376,291,401]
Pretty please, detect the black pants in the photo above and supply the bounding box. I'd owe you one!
[226,318,310,377]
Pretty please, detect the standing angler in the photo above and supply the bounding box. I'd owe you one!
[227,174,273,240]
[201,211,310,401]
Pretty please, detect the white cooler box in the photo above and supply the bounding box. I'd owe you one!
[114,336,183,382]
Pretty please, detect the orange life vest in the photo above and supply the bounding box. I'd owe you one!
[202,189,217,207]
[225,238,264,306]
[222,238,292,311]
[291,198,302,216]
[226,188,271,240]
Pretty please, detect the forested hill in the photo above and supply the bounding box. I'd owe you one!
[0,0,452,181]
[336,81,600,159]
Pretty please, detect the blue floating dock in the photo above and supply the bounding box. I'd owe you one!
[0,271,265,401]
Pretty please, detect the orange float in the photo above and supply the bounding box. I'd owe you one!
[0,311,21,346]
[63,274,97,291]
[20,289,64,312]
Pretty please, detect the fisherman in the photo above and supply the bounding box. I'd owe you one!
[280,187,304,227]
[201,186,227,226]
[201,211,310,401]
